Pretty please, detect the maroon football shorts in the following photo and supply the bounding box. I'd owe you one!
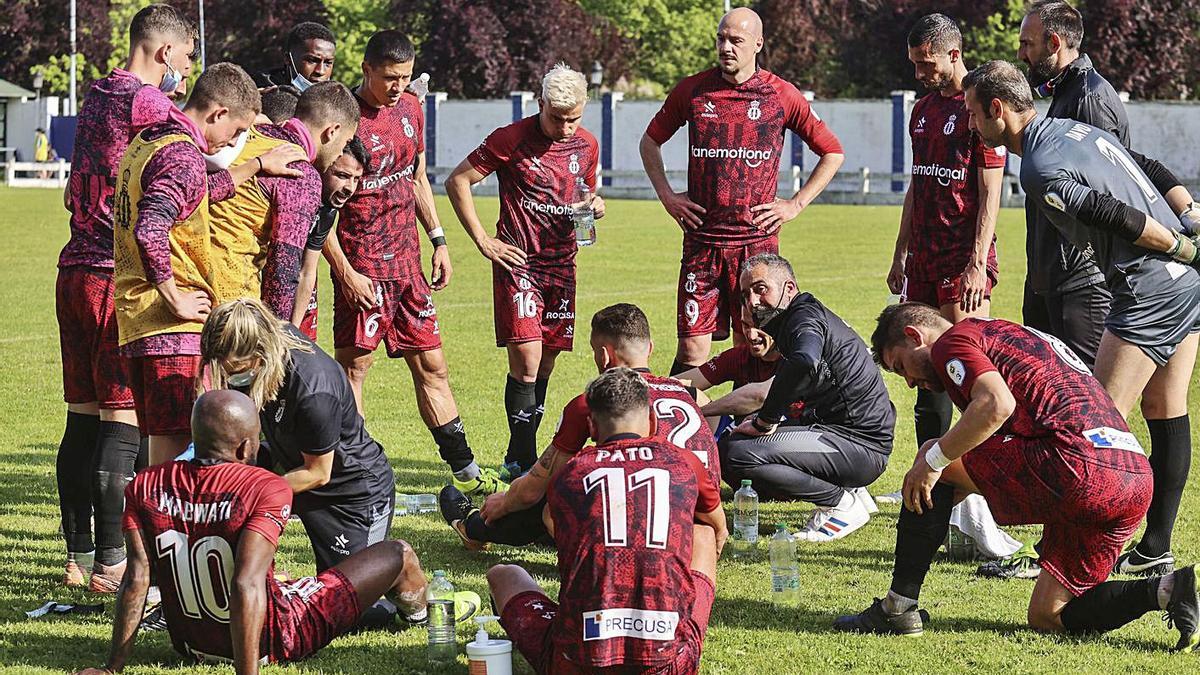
[492,263,576,352]
[904,268,997,309]
[332,275,441,356]
[298,286,318,342]
[501,571,713,674]
[677,236,777,340]
[56,266,135,408]
[269,568,361,663]
[128,354,201,436]
[962,435,1152,596]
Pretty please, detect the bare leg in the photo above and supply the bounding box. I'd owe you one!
[1027,571,1076,632]
[148,434,190,466]
[486,564,546,616]
[1093,330,1158,417]
[676,334,713,370]
[333,540,428,617]
[335,346,375,417]
[404,348,459,427]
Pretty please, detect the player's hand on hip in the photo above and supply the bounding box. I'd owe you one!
[340,270,378,311]
[751,197,803,233]
[256,144,306,178]
[959,263,988,313]
[887,259,906,295]
[663,191,705,231]
[477,236,527,272]
[591,194,606,220]
[169,290,212,322]
[480,492,509,524]
[430,245,452,290]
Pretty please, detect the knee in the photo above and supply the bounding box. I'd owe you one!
[486,563,520,590]
[1027,603,1064,633]
[416,356,450,386]
[677,338,709,365]
[341,355,374,382]
[1140,397,1185,421]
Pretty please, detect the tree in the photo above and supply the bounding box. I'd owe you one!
[582,0,725,89]
[1082,0,1200,100]
[324,0,392,85]
[0,0,113,96]
[165,0,327,76]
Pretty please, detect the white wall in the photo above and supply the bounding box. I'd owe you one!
[3,97,58,161]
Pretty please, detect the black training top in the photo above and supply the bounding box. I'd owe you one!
[260,324,392,499]
[306,204,337,252]
[758,293,895,452]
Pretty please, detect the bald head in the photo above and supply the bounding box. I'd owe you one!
[716,7,763,80]
[191,390,261,463]
[719,7,763,38]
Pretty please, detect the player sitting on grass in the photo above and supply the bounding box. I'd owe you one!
[486,367,726,674]
[439,303,720,549]
[835,303,1197,651]
[76,390,477,675]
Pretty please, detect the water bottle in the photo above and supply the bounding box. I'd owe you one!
[769,524,800,606]
[427,570,457,662]
[571,178,596,247]
[731,479,759,558]
[407,72,430,99]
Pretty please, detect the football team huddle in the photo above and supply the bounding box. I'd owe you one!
[57,3,1200,674]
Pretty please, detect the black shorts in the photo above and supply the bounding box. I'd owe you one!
[293,464,396,571]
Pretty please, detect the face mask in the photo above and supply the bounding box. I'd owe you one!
[159,47,183,94]
[227,370,257,389]
[288,53,315,92]
[749,285,791,327]
[202,129,248,171]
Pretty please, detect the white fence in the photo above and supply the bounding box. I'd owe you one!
[5,160,70,188]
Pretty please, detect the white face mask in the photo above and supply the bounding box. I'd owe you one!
[226,369,257,389]
[202,129,249,171]
[288,53,315,92]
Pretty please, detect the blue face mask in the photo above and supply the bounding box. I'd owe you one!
[288,53,314,92]
[159,46,183,94]
[227,370,257,390]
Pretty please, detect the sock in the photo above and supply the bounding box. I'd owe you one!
[453,462,481,482]
[1157,573,1175,610]
[882,590,918,615]
[57,412,100,553]
[533,377,550,428]
[1140,415,1190,556]
[914,389,953,445]
[430,417,475,474]
[889,482,954,602]
[93,421,141,566]
[670,359,695,377]
[135,435,149,472]
[1060,577,1159,633]
[832,489,855,511]
[503,376,539,470]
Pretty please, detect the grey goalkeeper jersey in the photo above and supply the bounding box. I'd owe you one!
[1020,116,1182,281]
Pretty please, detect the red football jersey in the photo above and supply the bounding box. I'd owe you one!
[467,116,599,268]
[548,435,720,668]
[930,319,1148,472]
[552,371,721,488]
[122,460,294,660]
[697,344,779,390]
[646,68,842,246]
[338,92,425,280]
[906,91,1006,281]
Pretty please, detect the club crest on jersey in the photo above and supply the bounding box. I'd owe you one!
[568,154,580,174]
[747,100,762,120]
[518,276,532,291]
[684,272,698,294]
[943,115,957,135]
[946,358,966,386]
[701,100,718,118]
[401,117,415,138]
[583,609,678,642]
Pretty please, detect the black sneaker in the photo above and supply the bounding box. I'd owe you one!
[976,545,1042,580]
[438,485,487,551]
[833,598,925,636]
[1165,566,1199,653]
[1114,547,1175,577]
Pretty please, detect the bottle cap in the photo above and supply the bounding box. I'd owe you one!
[433,570,446,577]
[741,479,753,487]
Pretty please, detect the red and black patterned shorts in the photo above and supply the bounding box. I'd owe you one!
[678,236,777,340]
[492,263,576,352]
[963,435,1152,596]
[332,275,441,356]
[56,266,135,408]
[128,354,201,436]
[904,268,997,309]
[269,567,362,663]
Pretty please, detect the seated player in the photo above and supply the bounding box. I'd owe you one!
[439,303,720,549]
[722,254,894,541]
[291,137,368,340]
[834,303,1198,651]
[487,367,726,674]
[75,390,473,675]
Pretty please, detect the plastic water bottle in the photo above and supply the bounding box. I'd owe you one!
[770,524,800,606]
[731,479,759,558]
[407,72,430,98]
[572,178,596,247]
[427,570,457,662]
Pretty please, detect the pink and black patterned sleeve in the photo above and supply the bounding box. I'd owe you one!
[259,163,322,318]
[206,168,236,203]
[134,141,206,284]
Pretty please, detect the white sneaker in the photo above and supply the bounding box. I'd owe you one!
[874,490,902,505]
[798,491,871,542]
[851,487,879,514]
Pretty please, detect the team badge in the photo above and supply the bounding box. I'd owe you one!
[1043,192,1066,212]
[281,505,291,520]
[943,114,956,135]
[401,117,415,138]
[684,272,698,294]
[747,100,762,121]
[945,358,966,386]
[518,277,532,291]
[568,153,580,174]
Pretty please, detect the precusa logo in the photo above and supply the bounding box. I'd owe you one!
[911,162,966,187]
[583,608,678,642]
[692,146,773,168]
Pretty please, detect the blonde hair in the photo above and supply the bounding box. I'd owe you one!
[541,62,588,110]
[199,297,312,409]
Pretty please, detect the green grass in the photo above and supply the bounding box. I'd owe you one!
[0,185,1197,674]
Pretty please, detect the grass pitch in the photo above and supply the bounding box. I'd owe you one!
[0,185,1197,673]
